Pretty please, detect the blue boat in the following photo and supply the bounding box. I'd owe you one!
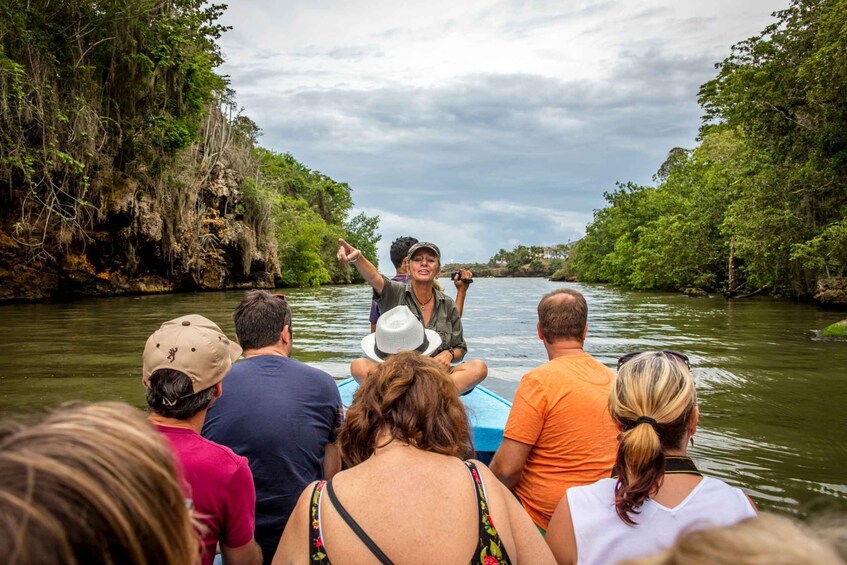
[336,377,512,464]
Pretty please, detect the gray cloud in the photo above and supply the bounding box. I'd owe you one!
[216,1,783,265]
[497,1,616,38]
[240,51,705,240]
[292,44,385,61]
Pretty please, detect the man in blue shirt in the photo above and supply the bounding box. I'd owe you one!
[203,290,342,564]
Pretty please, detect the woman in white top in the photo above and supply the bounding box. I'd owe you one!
[545,351,757,565]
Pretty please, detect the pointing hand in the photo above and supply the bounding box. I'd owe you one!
[337,239,361,265]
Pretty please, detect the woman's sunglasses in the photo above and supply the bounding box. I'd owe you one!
[617,350,690,370]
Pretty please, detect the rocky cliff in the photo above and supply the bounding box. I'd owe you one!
[0,161,279,302]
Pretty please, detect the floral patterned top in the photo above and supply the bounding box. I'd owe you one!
[308,460,512,564]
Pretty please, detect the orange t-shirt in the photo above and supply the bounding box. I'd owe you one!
[504,352,618,530]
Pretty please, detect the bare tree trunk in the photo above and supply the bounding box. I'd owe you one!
[728,238,736,292]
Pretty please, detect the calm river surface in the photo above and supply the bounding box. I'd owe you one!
[1,278,845,516]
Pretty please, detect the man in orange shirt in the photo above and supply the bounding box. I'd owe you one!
[491,288,618,533]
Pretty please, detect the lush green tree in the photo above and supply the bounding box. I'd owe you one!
[486,243,569,275]
[247,148,378,286]
[274,196,332,287]
[571,182,654,285]
[342,212,381,282]
[0,1,380,291]
[571,0,847,298]
[489,248,509,265]
[505,246,532,271]
[699,0,847,295]
[0,0,230,258]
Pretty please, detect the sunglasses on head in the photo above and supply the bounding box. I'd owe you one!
[617,350,690,370]
[274,293,287,301]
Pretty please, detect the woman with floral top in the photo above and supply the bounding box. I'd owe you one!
[273,352,553,565]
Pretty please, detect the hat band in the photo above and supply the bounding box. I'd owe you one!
[373,334,430,360]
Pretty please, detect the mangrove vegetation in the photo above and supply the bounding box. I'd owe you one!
[568,0,847,303]
[0,0,379,300]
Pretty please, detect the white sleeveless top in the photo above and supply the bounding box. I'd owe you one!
[567,477,756,565]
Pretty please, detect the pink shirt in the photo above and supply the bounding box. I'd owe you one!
[156,425,256,565]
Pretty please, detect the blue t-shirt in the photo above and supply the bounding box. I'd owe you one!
[202,355,342,564]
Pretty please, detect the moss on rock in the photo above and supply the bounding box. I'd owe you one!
[821,320,847,339]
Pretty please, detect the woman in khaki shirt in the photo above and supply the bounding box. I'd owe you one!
[338,238,487,393]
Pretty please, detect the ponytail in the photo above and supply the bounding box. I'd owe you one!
[614,419,666,525]
[610,352,696,525]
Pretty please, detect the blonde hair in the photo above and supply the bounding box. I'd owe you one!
[621,513,845,565]
[611,351,697,524]
[0,402,199,565]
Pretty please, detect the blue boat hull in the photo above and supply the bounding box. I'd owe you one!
[336,377,511,464]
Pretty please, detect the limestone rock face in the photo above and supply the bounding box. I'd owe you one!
[136,193,164,242]
[0,233,59,300]
[0,162,278,302]
[815,278,847,307]
[683,287,708,297]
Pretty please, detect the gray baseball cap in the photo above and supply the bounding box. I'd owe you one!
[406,242,441,260]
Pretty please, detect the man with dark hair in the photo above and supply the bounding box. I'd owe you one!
[202,290,342,564]
[143,314,261,565]
[490,288,618,534]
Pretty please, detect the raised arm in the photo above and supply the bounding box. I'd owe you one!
[337,238,384,295]
[452,269,473,317]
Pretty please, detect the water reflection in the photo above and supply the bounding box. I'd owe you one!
[0,278,845,516]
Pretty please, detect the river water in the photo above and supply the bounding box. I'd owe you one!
[1,278,845,516]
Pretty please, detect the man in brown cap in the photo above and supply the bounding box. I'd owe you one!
[143,314,261,565]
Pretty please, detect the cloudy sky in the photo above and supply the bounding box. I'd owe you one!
[217,0,786,267]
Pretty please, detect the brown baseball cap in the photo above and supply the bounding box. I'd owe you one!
[142,314,242,393]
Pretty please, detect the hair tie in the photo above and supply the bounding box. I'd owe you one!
[635,416,659,431]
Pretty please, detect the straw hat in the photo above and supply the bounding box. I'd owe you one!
[361,305,441,362]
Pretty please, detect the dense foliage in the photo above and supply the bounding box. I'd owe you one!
[0,0,228,251]
[244,148,380,286]
[489,244,570,275]
[0,0,378,291]
[569,0,847,297]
